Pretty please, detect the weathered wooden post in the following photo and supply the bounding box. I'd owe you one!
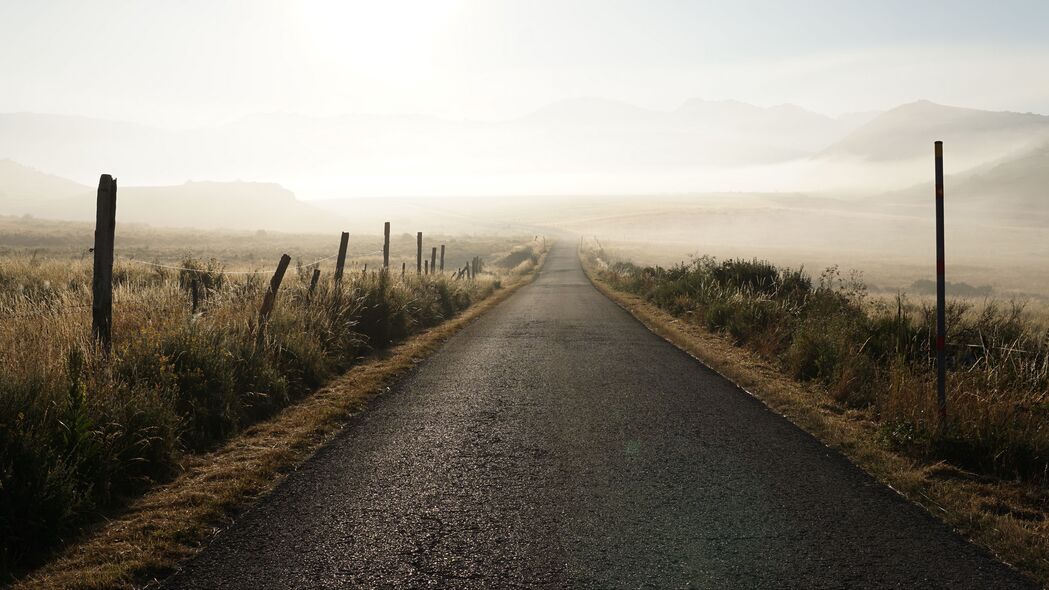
[334,231,349,288]
[401,261,406,277]
[191,277,200,313]
[92,174,117,353]
[416,232,423,274]
[934,141,947,422]
[383,221,390,270]
[257,254,292,345]
[439,244,445,272]
[430,247,437,276]
[425,260,429,275]
[307,268,320,302]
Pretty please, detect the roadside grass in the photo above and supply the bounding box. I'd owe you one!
[582,247,1049,586]
[0,237,546,582]
[12,244,547,590]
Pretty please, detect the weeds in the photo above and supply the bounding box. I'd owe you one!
[0,254,503,576]
[589,250,1049,484]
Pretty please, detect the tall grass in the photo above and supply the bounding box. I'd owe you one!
[588,251,1049,484]
[0,254,502,575]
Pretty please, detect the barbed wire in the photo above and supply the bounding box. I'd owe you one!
[120,251,343,274]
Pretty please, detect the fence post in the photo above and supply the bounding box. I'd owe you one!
[258,254,292,337]
[383,221,390,270]
[307,268,320,302]
[402,261,406,277]
[92,174,117,353]
[430,247,437,276]
[439,244,445,272]
[417,232,423,274]
[934,141,947,423]
[191,277,200,313]
[334,231,349,288]
[425,259,429,275]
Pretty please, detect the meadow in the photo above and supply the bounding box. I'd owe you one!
[0,216,543,576]
[584,246,1049,484]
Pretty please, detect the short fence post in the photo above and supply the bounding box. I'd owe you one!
[934,141,948,423]
[383,221,391,270]
[334,231,349,288]
[416,232,423,274]
[439,244,445,272]
[92,174,117,353]
[425,260,429,275]
[430,247,437,276]
[191,277,200,313]
[307,268,320,302]
[257,254,292,344]
[401,261,406,277]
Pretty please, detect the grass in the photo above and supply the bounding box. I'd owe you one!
[582,246,1049,585]
[0,225,546,581]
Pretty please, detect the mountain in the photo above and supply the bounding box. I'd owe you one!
[878,141,1049,227]
[820,100,1049,164]
[0,160,342,232]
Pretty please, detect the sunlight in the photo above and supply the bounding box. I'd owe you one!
[298,0,461,84]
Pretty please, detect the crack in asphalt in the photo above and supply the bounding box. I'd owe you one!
[162,243,1037,589]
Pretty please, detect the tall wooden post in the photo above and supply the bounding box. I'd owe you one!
[334,231,349,288]
[383,221,390,269]
[416,232,423,274]
[934,141,947,422]
[401,262,406,277]
[430,247,437,276]
[439,244,445,272]
[92,174,117,353]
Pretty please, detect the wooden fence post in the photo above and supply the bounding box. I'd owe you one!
[92,174,117,353]
[401,261,406,277]
[307,268,320,302]
[383,221,390,270]
[258,254,292,330]
[425,260,429,275]
[416,232,423,274]
[334,231,349,288]
[439,244,445,272]
[430,247,437,276]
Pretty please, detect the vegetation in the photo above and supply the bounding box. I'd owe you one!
[0,231,539,578]
[587,250,1049,485]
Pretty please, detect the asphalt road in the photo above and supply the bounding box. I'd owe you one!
[163,243,1036,589]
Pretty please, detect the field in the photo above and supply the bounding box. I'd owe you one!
[0,215,544,577]
[584,243,1049,483]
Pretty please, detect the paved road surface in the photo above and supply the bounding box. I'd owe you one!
[164,243,1036,589]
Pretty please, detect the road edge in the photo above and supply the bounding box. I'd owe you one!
[15,247,551,590]
[580,253,1046,589]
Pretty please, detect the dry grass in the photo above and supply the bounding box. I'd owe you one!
[12,246,549,590]
[582,254,1048,587]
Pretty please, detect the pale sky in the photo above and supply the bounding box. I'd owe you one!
[3,0,1049,128]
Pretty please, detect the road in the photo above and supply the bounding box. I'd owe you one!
[164,243,1036,589]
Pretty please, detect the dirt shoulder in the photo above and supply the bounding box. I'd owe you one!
[583,258,1048,588]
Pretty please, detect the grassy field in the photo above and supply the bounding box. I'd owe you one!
[0,216,543,578]
[584,245,1049,485]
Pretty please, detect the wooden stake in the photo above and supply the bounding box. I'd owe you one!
[431,247,437,276]
[334,231,349,287]
[259,254,292,323]
[92,174,117,353]
[383,221,390,269]
[417,232,423,274]
[934,141,948,422]
[439,244,445,272]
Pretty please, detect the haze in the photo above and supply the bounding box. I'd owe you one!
[2,0,1048,296]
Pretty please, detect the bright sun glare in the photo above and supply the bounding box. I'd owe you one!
[299,0,461,84]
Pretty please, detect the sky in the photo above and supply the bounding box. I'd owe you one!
[3,0,1049,129]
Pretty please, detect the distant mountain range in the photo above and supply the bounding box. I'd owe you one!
[1,98,1047,231]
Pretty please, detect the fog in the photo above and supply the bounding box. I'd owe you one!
[2,1,1048,297]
